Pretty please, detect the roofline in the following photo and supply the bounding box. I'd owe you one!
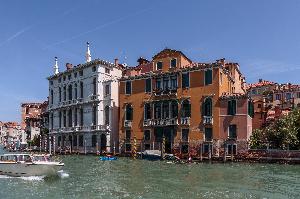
[47,58,119,80]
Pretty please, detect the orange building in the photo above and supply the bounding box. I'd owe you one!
[119,49,252,157]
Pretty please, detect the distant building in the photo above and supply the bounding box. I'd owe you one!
[21,102,46,143]
[47,43,123,154]
[119,48,253,156]
[0,122,23,147]
[246,79,300,129]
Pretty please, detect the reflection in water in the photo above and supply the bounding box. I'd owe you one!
[0,155,299,199]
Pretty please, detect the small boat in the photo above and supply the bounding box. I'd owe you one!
[139,150,162,161]
[99,156,117,161]
[0,154,64,177]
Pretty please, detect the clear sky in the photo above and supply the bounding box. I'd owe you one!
[0,0,300,122]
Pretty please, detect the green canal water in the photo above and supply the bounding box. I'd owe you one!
[0,154,300,199]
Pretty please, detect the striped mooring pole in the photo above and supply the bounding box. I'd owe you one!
[132,136,137,159]
[162,136,166,159]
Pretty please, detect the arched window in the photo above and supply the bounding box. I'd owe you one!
[104,106,109,125]
[93,78,97,95]
[80,82,84,98]
[93,106,97,125]
[171,100,178,118]
[203,98,212,116]
[50,90,53,104]
[74,83,78,99]
[125,104,133,121]
[68,85,72,100]
[162,101,169,119]
[144,103,151,120]
[181,99,191,118]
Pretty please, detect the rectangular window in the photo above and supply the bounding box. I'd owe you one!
[156,61,163,70]
[58,136,61,147]
[144,103,151,120]
[79,71,83,76]
[105,84,110,96]
[68,75,71,80]
[275,94,281,100]
[125,130,131,140]
[92,66,96,72]
[154,102,162,119]
[144,130,150,141]
[92,135,97,147]
[125,81,131,95]
[105,68,110,74]
[297,92,300,98]
[145,78,151,93]
[182,72,190,88]
[80,109,84,126]
[170,58,176,68]
[163,77,169,90]
[227,144,237,155]
[228,125,237,139]
[182,129,189,142]
[73,136,77,146]
[286,93,292,100]
[205,69,213,85]
[79,135,83,147]
[156,79,161,90]
[74,72,77,78]
[204,128,212,141]
[220,72,223,85]
[227,100,237,115]
[170,76,177,90]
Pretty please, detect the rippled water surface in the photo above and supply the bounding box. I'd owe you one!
[0,152,299,199]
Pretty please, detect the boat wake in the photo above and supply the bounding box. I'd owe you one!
[0,174,44,181]
[57,170,69,178]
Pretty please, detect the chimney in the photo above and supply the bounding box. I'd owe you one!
[137,57,150,65]
[114,58,119,66]
[66,63,73,70]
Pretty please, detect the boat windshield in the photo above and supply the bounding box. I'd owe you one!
[32,155,51,162]
[0,155,17,162]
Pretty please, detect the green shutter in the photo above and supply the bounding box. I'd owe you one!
[205,69,212,85]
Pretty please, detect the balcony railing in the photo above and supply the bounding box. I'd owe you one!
[91,125,110,131]
[143,119,152,127]
[180,117,190,125]
[90,95,99,101]
[124,120,132,128]
[153,88,177,96]
[151,118,178,126]
[203,116,213,125]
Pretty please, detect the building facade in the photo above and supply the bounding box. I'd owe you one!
[119,49,253,157]
[247,80,300,129]
[47,43,122,154]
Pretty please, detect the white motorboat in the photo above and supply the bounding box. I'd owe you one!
[0,154,64,177]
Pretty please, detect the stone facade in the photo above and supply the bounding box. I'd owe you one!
[47,49,122,154]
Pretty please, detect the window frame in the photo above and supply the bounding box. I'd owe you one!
[204,69,213,85]
[181,72,190,89]
[144,129,151,141]
[170,58,177,68]
[145,78,152,93]
[181,128,189,142]
[228,124,237,139]
[156,61,163,70]
[125,81,132,95]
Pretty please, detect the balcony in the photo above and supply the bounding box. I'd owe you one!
[143,119,152,127]
[90,95,99,101]
[152,118,178,126]
[180,117,190,125]
[203,116,213,125]
[91,125,110,131]
[124,120,132,128]
[153,88,177,96]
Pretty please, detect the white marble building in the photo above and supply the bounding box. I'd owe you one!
[47,43,122,154]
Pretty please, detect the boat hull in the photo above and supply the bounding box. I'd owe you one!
[0,163,63,177]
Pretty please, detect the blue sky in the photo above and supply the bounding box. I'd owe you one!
[0,0,300,122]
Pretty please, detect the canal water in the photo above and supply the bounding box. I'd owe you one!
[0,152,299,198]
